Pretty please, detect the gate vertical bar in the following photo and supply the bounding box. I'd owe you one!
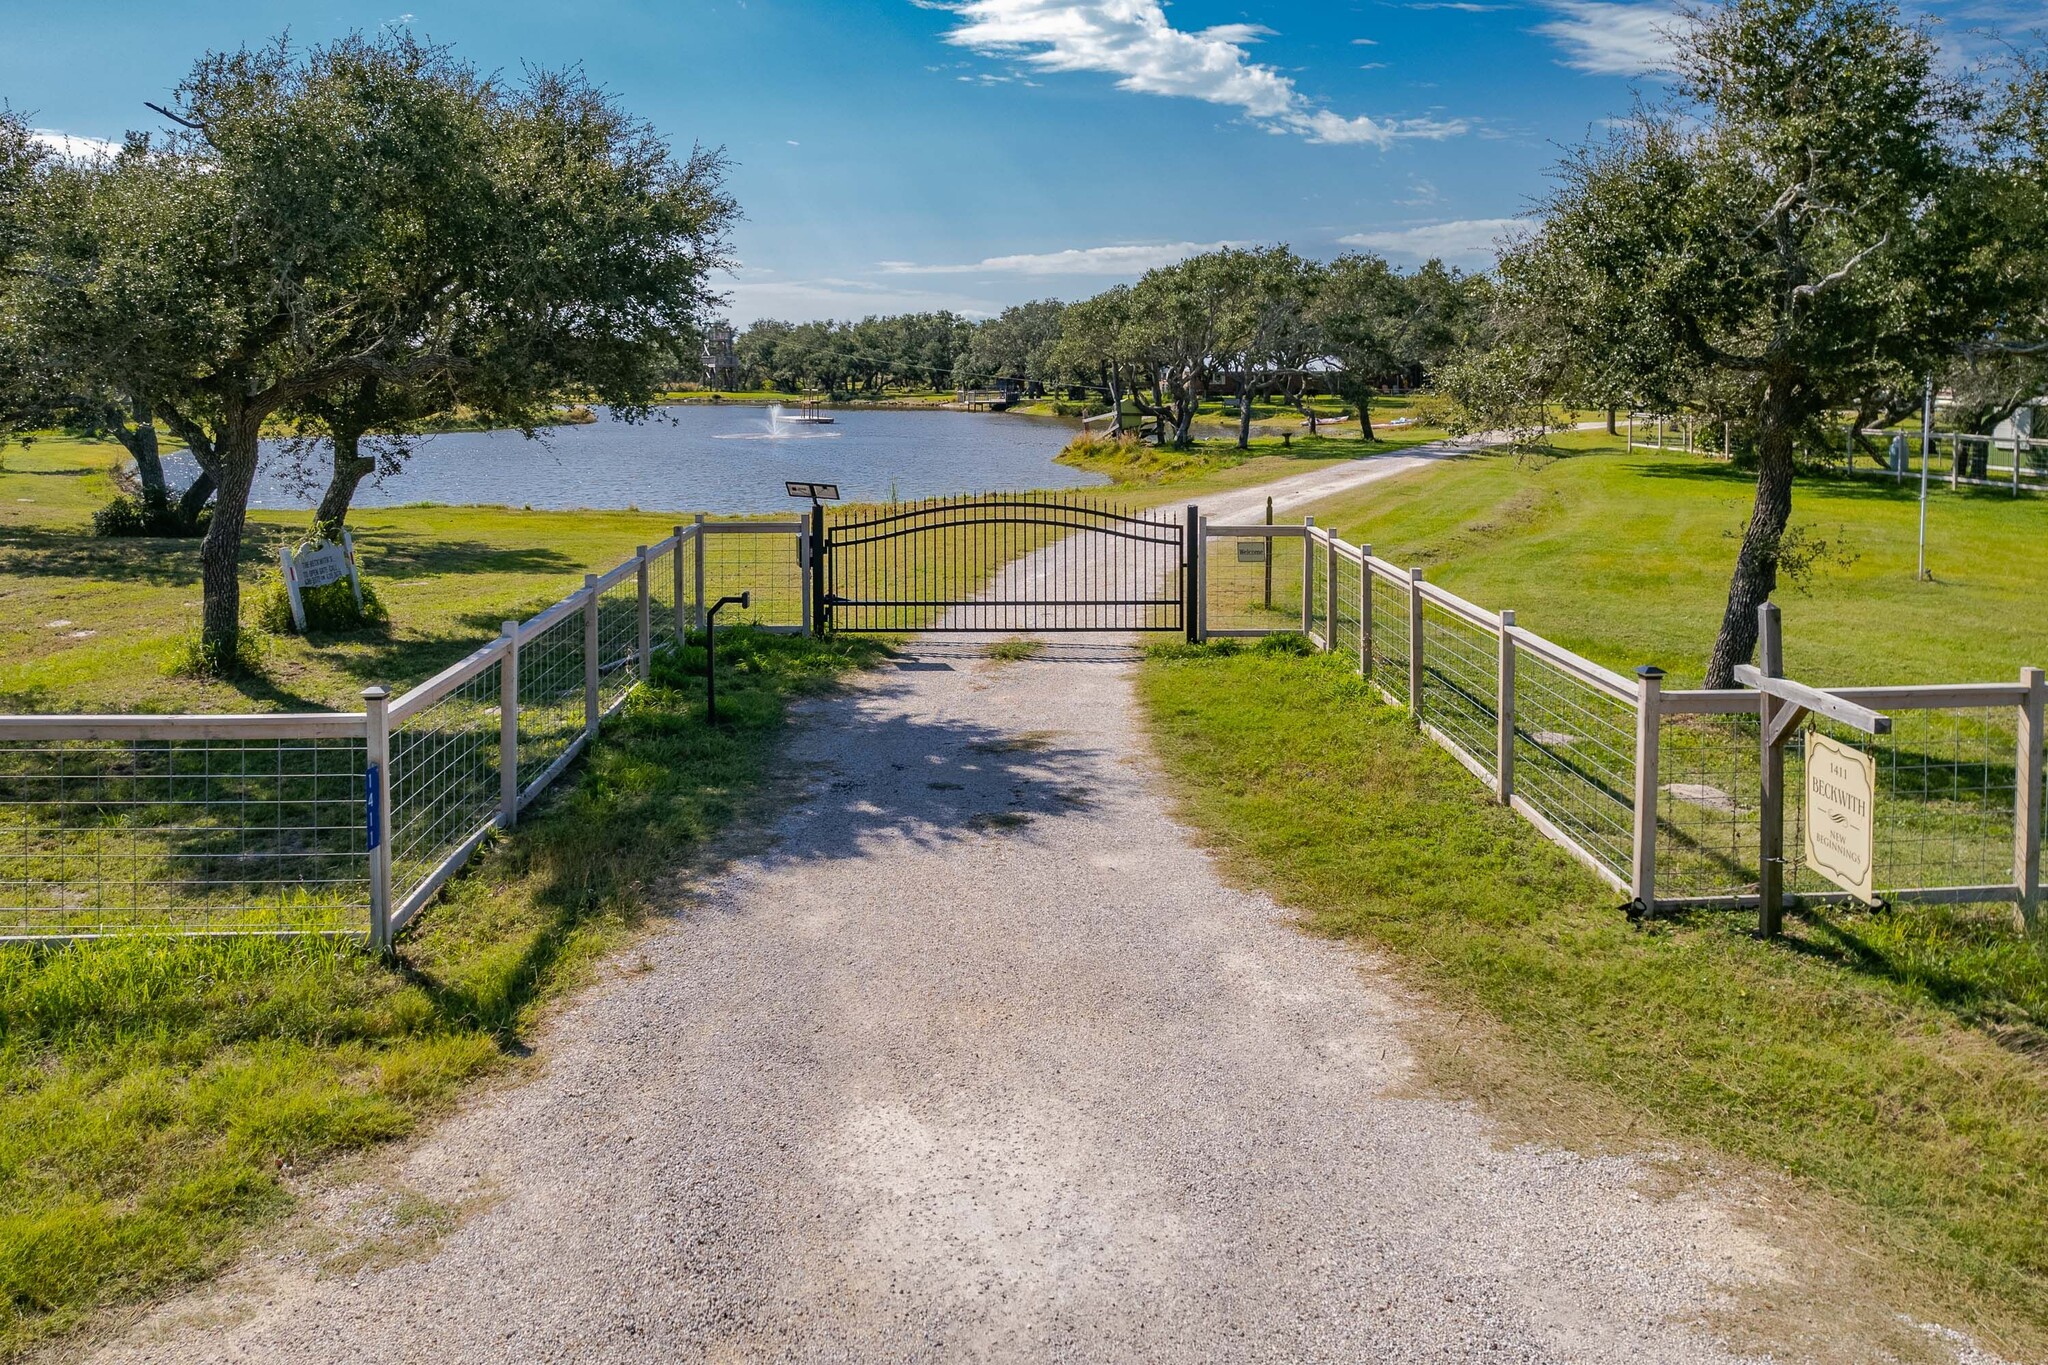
[1300,517,1315,637]
[693,513,707,632]
[1196,514,1210,643]
[798,521,813,637]
[1407,568,1424,722]
[583,574,600,738]
[2016,665,2044,933]
[811,503,827,635]
[499,621,519,828]
[1496,610,1516,803]
[1183,504,1199,644]
[1633,665,1664,917]
[635,547,652,681]
[1757,603,1786,939]
[364,685,392,951]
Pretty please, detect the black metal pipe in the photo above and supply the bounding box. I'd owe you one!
[705,591,750,725]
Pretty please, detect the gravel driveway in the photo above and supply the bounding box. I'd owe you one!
[91,448,1785,1364]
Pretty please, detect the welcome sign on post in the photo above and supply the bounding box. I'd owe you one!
[279,532,365,633]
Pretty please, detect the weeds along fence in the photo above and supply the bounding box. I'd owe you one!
[1199,517,2047,935]
[0,518,808,947]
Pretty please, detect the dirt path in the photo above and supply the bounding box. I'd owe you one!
[94,450,1790,1364]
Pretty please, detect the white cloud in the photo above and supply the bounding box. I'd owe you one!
[878,240,1247,276]
[1351,37,1379,44]
[935,0,1466,147]
[723,274,1003,323]
[31,129,120,162]
[1339,217,1522,264]
[1533,1,1677,74]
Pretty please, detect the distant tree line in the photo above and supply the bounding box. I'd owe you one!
[715,253,1489,448]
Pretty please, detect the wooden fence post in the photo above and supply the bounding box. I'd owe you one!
[1325,527,1339,654]
[363,686,393,951]
[1300,517,1316,639]
[1757,602,1786,939]
[499,621,519,828]
[1497,610,1517,803]
[1633,665,1664,917]
[635,546,652,682]
[1407,567,1424,721]
[1358,544,1373,679]
[2017,665,2044,934]
[583,574,600,738]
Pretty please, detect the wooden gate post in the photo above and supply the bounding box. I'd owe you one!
[672,524,688,643]
[1633,665,1665,917]
[2016,665,2044,934]
[1325,527,1339,654]
[1757,603,1786,939]
[693,513,708,632]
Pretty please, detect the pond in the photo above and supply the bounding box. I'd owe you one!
[161,405,1104,514]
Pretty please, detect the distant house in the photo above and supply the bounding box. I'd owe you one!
[701,323,740,389]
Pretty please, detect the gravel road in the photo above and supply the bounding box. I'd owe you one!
[92,448,1788,1364]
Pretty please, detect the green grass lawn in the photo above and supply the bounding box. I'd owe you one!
[1295,429,2048,687]
[0,625,887,1354]
[1139,641,2048,1361]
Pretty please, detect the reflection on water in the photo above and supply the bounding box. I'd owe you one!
[160,405,1103,514]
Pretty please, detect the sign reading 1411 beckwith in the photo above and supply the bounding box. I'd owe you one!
[1804,731,1878,904]
[279,532,364,633]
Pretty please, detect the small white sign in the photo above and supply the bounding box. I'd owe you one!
[279,533,364,632]
[1236,539,1268,564]
[1804,731,1878,905]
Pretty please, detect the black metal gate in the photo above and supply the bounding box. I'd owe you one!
[814,493,1190,633]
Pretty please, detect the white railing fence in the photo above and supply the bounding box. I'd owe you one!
[1201,520,2046,936]
[0,519,808,947]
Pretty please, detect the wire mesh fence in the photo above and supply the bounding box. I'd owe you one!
[0,734,369,937]
[390,668,502,914]
[516,604,591,796]
[1329,550,1365,665]
[1368,567,1410,707]
[1653,711,1762,902]
[1420,599,1499,782]
[1202,530,1303,635]
[1791,707,2020,898]
[596,570,644,714]
[701,523,806,629]
[1510,648,1637,885]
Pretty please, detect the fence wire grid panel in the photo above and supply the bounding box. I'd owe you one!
[1791,709,2021,900]
[1204,533,1303,635]
[1421,602,1499,781]
[1368,569,1410,706]
[0,737,368,936]
[829,494,1184,632]
[390,669,503,912]
[1328,553,1366,664]
[1655,712,1764,902]
[596,573,645,712]
[516,607,590,795]
[1510,653,1636,884]
[696,525,805,630]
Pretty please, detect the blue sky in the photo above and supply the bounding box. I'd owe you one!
[1,0,2028,322]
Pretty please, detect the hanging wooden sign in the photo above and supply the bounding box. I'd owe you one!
[1804,731,1878,904]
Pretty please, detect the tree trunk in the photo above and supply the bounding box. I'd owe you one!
[315,428,377,531]
[1237,371,1253,451]
[1606,406,1618,436]
[1357,394,1375,441]
[1703,383,1798,689]
[179,469,217,524]
[197,415,262,666]
[115,396,166,498]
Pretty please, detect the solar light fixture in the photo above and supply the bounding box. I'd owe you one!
[785,480,840,503]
